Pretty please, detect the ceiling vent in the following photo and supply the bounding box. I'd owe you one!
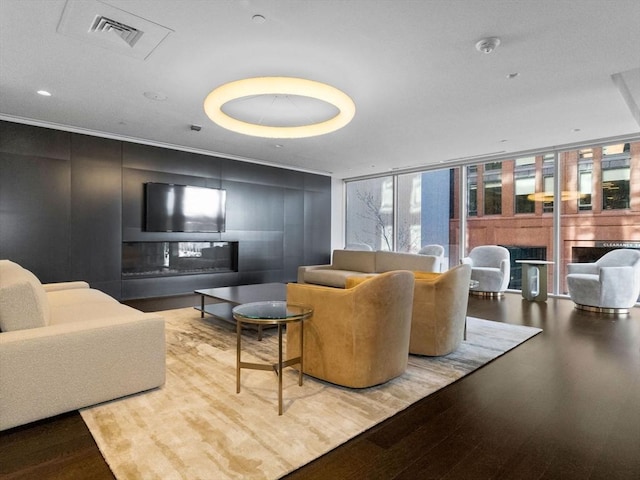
[90,15,143,48]
[57,0,173,60]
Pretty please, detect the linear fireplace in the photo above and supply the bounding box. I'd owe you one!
[122,241,238,278]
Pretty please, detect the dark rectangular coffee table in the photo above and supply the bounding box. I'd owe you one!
[194,283,286,339]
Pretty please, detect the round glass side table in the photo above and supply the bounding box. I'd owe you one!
[232,301,313,415]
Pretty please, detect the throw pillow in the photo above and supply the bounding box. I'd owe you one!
[0,260,50,326]
[0,281,48,332]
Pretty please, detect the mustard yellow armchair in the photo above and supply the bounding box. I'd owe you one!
[410,263,471,356]
[286,270,415,388]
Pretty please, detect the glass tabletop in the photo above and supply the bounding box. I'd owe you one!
[232,301,313,324]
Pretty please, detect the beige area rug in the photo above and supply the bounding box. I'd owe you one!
[81,307,541,480]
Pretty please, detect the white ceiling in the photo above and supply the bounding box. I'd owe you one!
[1,0,639,179]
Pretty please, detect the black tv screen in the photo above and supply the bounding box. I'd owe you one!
[145,183,226,232]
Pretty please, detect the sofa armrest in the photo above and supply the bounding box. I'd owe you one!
[567,263,598,275]
[460,257,473,266]
[599,265,634,284]
[0,313,165,431]
[297,264,332,284]
[500,258,510,274]
[42,281,90,292]
[599,266,638,308]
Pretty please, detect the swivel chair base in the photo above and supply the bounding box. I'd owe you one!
[470,290,504,298]
[574,303,629,315]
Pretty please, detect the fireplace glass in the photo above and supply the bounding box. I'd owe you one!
[122,241,237,278]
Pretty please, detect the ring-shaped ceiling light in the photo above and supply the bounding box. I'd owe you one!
[203,77,356,139]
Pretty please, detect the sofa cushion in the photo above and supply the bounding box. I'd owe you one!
[331,250,376,273]
[0,260,50,329]
[47,288,141,325]
[375,251,437,273]
[344,275,376,289]
[46,287,118,308]
[305,269,373,288]
[0,282,49,332]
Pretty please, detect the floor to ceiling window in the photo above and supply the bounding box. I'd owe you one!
[461,154,554,291]
[559,141,638,295]
[467,166,478,217]
[542,154,555,214]
[344,138,639,297]
[514,157,536,214]
[346,168,457,266]
[396,170,453,256]
[578,148,593,211]
[483,162,502,215]
[601,143,631,210]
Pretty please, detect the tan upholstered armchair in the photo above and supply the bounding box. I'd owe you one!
[286,270,415,388]
[410,264,472,356]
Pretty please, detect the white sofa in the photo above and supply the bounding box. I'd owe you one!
[0,260,166,431]
[298,249,440,288]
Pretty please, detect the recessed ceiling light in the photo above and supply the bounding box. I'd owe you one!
[506,73,519,79]
[500,139,508,143]
[203,77,356,138]
[37,90,51,96]
[274,144,284,148]
[252,14,266,24]
[572,128,581,132]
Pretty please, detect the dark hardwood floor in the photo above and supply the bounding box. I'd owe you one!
[2,293,639,479]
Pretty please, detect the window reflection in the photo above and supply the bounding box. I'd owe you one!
[483,162,502,215]
[514,157,535,214]
[601,143,630,210]
[467,166,477,217]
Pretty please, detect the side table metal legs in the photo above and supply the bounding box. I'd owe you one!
[236,319,304,415]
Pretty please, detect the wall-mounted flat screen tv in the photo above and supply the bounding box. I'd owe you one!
[145,183,226,232]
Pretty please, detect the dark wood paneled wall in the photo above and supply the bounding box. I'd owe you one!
[0,120,331,300]
[0,122,71,283]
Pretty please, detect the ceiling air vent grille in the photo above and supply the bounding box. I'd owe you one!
[90,15,143,47]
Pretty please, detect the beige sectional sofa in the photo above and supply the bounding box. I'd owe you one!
[298,249,440,288]
[0,260,165,431]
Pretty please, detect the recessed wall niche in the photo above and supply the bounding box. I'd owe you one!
[122,241,238,278]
